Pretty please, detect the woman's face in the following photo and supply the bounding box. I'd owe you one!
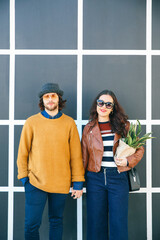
[96,94,114,121]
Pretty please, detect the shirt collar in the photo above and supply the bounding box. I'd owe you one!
[41,110,62,119]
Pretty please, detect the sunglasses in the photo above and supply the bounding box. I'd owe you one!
[97,99,114,109]
[43,93,58,100]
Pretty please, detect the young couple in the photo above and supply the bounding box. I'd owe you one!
[17,83,144,240]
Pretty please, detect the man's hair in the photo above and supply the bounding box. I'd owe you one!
[39,94,67,111]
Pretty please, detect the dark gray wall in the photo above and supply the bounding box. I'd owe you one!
[83,0,146,49]
[0,56,9,119]
[15,0,77,49]
[0,0,9,49]
[0,0,160,239]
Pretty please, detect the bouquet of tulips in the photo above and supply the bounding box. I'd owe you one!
[114,120,154,160]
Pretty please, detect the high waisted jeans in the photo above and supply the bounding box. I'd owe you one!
[86,167,129,240]
[24,181,68,240]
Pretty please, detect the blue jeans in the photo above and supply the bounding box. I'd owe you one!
[24,181,68,240]
[86,168,129,240]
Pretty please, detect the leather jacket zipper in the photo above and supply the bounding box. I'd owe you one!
[90,130,97,172]
[113,137,121,174]
[104,168,107,185]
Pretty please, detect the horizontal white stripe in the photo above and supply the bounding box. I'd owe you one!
[0,49,150,55]
[101,161,117,167]
[100,130,111,133]
[103,151,113,157]
[103,140,114,146]
[102,133,115,137]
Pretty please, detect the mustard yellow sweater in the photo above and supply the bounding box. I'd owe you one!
[17,113,85,193]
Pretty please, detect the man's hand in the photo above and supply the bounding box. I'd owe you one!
[71,188,83,199]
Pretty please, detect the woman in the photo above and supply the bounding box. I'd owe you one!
[82,90,144,240]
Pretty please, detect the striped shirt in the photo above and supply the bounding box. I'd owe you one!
[99,121,116,168]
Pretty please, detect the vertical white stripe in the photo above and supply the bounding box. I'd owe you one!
[77,197,83,240]
[77,54,83,122]
[8,1,15,240]
[146,0,152,239]
[77,0,83,122]
[77,1,83,240]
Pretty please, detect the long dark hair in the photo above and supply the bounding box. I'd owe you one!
[39,94,67,111]
[89,90,128,137]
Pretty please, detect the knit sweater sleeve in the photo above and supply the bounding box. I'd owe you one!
[17,120,33,179]
[69,121,85,183]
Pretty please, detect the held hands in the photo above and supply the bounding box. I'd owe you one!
[71,188,83,199]
[115,157,128,167]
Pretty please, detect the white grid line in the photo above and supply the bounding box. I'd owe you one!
[77,1,83,240]
[146,0,152,239]
[8,1,15,239]
[1,119,160,126]
[2,119,160,126]
[0,49,160,55]
[1,186,160,193]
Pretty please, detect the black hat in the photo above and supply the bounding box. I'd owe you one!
[38,83,64,98]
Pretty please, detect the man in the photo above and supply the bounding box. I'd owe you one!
[17,83,85,240]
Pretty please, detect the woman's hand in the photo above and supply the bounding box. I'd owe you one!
[71,188,83,199]
[115,157,128,167]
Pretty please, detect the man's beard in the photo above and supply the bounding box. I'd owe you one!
[44,102,58,112]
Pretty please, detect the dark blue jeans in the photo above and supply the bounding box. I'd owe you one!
[86,168,129,240]
[24,181,68,240]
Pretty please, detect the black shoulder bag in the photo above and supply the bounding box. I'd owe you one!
[128,168,140,191]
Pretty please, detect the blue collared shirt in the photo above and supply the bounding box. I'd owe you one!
[20,110,83,190]
[41,110,62,119]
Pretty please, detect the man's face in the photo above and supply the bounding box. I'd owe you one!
[43,93,59,111]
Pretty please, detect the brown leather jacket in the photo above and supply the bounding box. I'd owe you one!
[82,120,144,173]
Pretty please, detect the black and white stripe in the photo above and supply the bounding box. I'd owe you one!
[101,130,116,167]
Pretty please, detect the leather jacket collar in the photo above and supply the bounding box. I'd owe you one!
[87,120,121,154]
